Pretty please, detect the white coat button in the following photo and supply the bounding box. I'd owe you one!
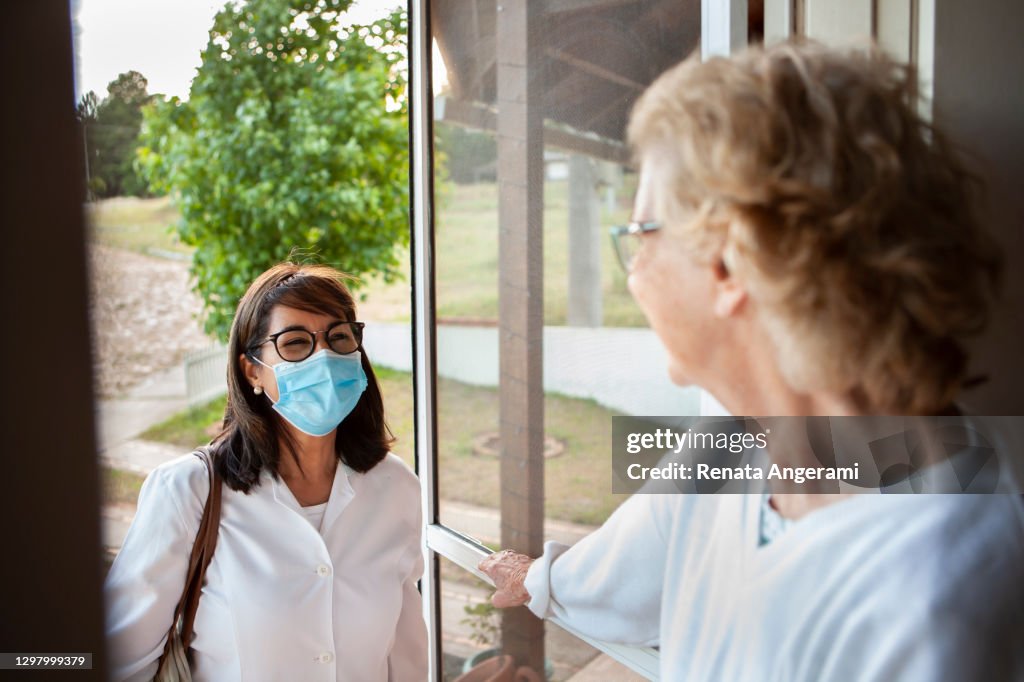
[316,564,331,577]
[318,652,334,664]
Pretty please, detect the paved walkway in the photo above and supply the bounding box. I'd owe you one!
[97,364,189,463]
[97,364,645,681]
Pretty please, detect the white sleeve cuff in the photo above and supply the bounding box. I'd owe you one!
[523,540,572,619]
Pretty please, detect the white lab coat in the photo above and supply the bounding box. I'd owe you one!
[105,452,428,682]
[525,492,1024,681]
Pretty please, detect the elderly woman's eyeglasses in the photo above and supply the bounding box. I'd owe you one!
[249,321,365,362]
[610,221,661,272]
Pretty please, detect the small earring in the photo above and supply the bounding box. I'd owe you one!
[253,385,263,395]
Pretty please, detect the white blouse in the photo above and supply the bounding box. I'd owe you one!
[524,492,1024,680]
[104,452,428,681]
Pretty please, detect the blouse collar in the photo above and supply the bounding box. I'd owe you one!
[264,458,357,535]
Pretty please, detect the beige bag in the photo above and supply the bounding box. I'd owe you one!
[153,449,222,682]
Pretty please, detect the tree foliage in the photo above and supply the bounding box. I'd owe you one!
[76,90,99,122]
[138,0,409,340]
[77,70,153,198]
[76,92,101,197]
[435,122,496,184]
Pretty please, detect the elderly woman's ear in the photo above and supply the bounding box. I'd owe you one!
[711,245,747,319]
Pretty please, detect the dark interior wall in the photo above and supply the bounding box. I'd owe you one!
[0,2,107,678]
[933,0,1024,415]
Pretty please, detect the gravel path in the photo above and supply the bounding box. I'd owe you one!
[89,244,211,398]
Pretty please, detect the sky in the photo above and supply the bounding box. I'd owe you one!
[72,0,420,101]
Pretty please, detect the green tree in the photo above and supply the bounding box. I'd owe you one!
[138,0,408,340]
[76,90,102,198]
[435,122,496,184]
[76,90,100,124]
[85,70,153,197]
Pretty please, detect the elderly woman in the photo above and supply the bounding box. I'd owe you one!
[105,263,427,681]
[481,43,1023,680]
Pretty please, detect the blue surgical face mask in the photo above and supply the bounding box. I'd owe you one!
[254,349,368,437]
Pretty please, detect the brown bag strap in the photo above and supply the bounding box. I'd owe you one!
[160,448,222,659]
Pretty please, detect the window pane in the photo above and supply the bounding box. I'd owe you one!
[430,0,702,676]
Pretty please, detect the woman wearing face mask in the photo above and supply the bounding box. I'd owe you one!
[104,262,427,681]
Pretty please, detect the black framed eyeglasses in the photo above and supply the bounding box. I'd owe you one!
[249,321,365,362]
[610,221,661,272]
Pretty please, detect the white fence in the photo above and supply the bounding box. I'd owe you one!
[184,322,702,416]
[184,344,231,408]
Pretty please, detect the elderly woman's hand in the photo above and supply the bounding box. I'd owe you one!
[478,550,534,608]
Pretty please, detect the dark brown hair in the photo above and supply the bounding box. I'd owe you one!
[210,262,393,492]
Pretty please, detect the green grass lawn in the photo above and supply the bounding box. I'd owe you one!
[433,179,645,326]
[435,373,626,526]
[140,396,227,448]
[136,367,625,527]
[85,177,646,326]
[103,467,146,505]
[85,196,192,256]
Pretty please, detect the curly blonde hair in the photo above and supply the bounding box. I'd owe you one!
[628,41,1001,414]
